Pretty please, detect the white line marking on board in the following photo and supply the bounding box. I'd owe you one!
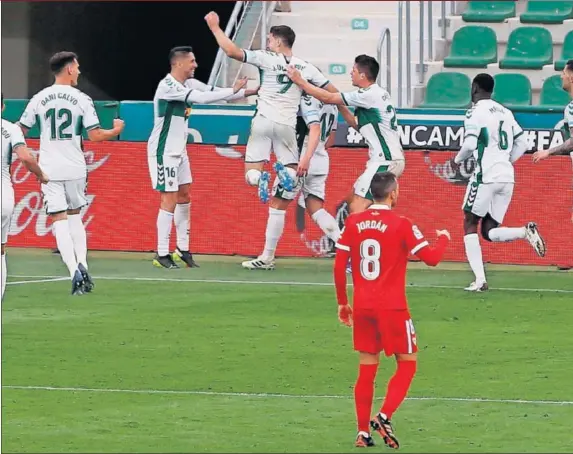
[8,275,573,294]
[2,385,571,406]
[7,277,69,286]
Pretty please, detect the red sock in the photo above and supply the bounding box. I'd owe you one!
[380,360,417,420]
[354,363,378,433]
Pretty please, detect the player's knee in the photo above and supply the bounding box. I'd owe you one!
[245,169,261,186]
[481,223,493,242]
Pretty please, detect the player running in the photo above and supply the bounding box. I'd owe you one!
[148,46,258,270]
[18,51,124,295]
[453,74,546,292]
[242,94,340,269]
[204,12,352,205]
[1,94,48,301]
[287,54,405,214]
[334,171,450,449]
[532,59,573,225]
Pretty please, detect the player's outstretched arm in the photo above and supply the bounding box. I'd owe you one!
[287,66,344,105]
[14,145,48,184]
[414,231,450,267]
[187,78,248,104]
[533,130,573,162]
[205,12,245,61]
[87,119,125,142]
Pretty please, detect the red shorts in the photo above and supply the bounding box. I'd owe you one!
[353,309,418,356]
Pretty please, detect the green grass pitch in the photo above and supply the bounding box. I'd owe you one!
[2,249,572,453]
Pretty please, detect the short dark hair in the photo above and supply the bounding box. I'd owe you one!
[473,73,495,94]
[270,25,296,48]
[49,51,78,75]
[370,172,397,201]
[566,59,573,72]
[354,54,379,82]
[169,46,193,65]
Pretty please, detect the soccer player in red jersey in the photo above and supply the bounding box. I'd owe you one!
[334,172,451,449]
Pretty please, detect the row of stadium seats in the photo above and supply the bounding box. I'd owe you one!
[420,72,569,110]
[462,0,573,24]
[444,26,573,71]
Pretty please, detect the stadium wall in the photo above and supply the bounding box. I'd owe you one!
[4,102,572,266]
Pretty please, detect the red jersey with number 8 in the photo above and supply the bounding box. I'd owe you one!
[335,204,429,311]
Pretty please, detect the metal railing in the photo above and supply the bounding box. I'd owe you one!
[208,1,276,89]
[377,27,391,95]
[397,0,458,107]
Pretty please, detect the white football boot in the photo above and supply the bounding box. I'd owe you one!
[241,257,276,270]
[524,222,546,257]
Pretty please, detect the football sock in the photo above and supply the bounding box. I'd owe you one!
[53,219,78,278]
[1,252,6,301]
[67,214,88,269]
[174,202,191,251]
[261,208,286,262]
[464,233,486,283]
[157,209,174,257]
[380,360,417,420]
[354,363,378,433]
[312,208,341,242]
[488,226,526,242]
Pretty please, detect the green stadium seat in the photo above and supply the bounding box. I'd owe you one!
[540,75,571,108]
[419,72,471,109]
[555,31,573,70]
[462,1,516,22]
[520,1,573,24]
[492,74,532,107]
[499,27,553,70]
[443,26,498,68]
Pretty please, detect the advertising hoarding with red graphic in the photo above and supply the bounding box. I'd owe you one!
[8,140,573,267]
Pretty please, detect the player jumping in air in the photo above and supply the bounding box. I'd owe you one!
[334,172,450,449]
[205,12,352,205]
[532,59,573,225]
[287,55,405,214]
[2,94,48,301]
[18,52,124,295]
[453,74,546,292]
[242,93,341,269]
[147,46,258,270]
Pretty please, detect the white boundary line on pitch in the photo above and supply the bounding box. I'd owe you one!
[7,277,69,286]
[7,275,573,294]
[2,385,572,406]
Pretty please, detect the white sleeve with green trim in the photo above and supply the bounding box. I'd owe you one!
[19,96,38,129]
[81,95,101,131]
[299,94,321,125]
[242,49,274,68]
[340,88,374,108]
[302,63,330,88]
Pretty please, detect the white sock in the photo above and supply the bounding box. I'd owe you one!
[245,169,261,186]
[488,227,526,242]
[464,233,486,284]
[261,208,286,262]
[67,214,88,269]
[311,208,341,242]
[1,253,6,301]
[174,203,190,252]
[157,209,174,256]
[53,219,78,278]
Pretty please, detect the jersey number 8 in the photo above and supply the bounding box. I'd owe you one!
[360,238,381,280]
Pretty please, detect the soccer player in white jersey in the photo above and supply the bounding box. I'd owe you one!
[1,94,48,301]
[242,94,341,269]
[532,59,573,225]
[148,46,258,269]
[453,74,545,292]
[287,55,405,214]
[204,12,352,207]
[18,52,124,295]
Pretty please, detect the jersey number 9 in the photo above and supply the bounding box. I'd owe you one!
[276,74,294,94]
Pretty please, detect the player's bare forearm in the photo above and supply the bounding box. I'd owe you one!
[415,235,449,267]
[334,249,350,306]
[87,127,120,142]
[297,79,343,105]
[339,106,358,130]
[304,124,320,160]
[454,136,477,164]
[547,138,573,156]
[211,27,244,61]
[15,146,47,182]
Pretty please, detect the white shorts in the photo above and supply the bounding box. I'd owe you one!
[246,114,298,166]
[41,178,88,215]
[301,173,328,201]
[271,174,304,201]
[354,160,406,200]
[148,152,192,193]
[2,183,15,244]
[462,181,514,223]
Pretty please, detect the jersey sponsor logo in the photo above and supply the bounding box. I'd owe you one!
[412,225,423,240]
